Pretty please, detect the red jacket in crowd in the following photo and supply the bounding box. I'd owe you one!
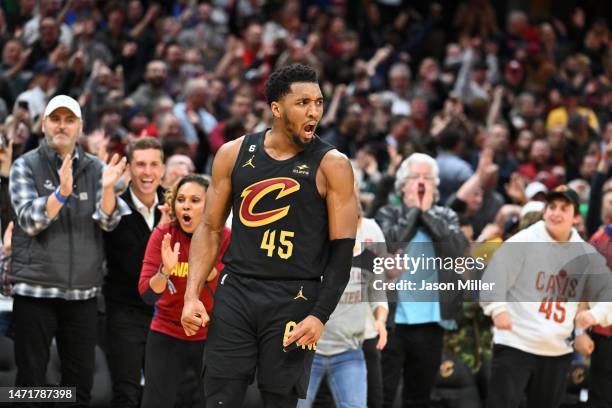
[139,222,231,341]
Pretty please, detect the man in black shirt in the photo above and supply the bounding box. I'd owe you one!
[103,137,165,408]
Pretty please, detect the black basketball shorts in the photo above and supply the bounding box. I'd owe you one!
[204,271,320,398]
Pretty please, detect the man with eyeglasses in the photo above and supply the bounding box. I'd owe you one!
[375,153,468,407]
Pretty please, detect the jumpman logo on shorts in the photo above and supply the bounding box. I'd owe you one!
[242,155,256,169]
[294,286,307,300]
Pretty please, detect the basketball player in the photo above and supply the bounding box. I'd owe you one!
[181,64,358,407]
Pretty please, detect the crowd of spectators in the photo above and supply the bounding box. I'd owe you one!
[0,0,610,406]
[0,1,607,234]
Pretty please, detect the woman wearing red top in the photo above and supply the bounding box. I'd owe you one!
[138,174,230,408]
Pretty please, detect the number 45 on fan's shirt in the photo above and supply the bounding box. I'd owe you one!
[536,269,577,324]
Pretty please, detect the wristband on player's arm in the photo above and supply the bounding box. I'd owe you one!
[310,238,355,324]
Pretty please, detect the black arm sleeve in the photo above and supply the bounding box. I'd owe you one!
[310,238,355,324]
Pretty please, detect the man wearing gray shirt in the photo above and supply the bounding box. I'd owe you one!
[298,216,388,408]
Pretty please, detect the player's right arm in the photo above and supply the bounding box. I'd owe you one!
[181,138,241,336]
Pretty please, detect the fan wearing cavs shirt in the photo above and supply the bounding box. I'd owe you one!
[138,175,230,408]
[480,186,612,408]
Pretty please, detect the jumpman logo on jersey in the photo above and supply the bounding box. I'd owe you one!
[242,155,256,169]
[294,286,307,301]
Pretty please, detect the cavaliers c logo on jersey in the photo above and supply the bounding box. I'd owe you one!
[239,177,300,227]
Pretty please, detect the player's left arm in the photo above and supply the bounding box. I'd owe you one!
[284,151,358,348]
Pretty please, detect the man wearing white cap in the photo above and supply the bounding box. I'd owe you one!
[524,181,548,202]
[9,95,130,406]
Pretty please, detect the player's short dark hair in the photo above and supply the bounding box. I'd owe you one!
[264,64,319,103]
[127,137,163,163]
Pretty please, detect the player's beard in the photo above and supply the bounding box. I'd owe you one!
[283,113,313,150]
[291,132,313,150]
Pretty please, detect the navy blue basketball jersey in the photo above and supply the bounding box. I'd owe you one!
[223,130,334,280]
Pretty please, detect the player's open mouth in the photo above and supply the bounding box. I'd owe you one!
[182,214,192,225]
[303,123,316,138]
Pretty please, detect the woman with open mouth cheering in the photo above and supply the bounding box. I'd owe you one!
[138,174,231,408]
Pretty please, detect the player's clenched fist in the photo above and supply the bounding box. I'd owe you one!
[284,315,324,348]
[493,311,512,330]
[181,298,209,336]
